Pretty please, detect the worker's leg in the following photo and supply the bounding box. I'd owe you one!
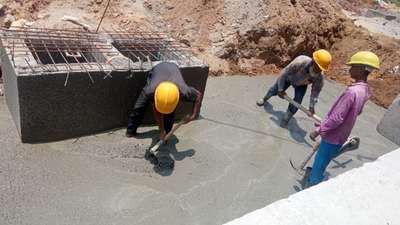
[281,84,308,127]
[163,111,175,134]
[126,92,149,137]
[288,84,308,115]
[308,140,342,186]
[256,80,291,106]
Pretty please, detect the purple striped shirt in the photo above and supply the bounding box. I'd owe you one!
[315,82,371,145]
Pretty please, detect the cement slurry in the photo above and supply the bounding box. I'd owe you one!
[0,76,397,225]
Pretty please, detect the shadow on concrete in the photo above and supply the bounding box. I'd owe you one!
[201,117,305,146]
[356,154,376,162]
[331,159,353,169]
[136,129,195,176]
[263,102,312,148]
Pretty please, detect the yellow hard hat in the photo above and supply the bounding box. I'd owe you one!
[313,49,332,71]
[347,51,380,69]
[154,82,180,114]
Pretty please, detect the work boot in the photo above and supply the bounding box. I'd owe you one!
[280,110,294,128]
[125,130,137,138]
[337,137,360,156]
[256,96,270,107]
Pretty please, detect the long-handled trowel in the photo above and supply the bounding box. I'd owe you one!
[145,119,186,161]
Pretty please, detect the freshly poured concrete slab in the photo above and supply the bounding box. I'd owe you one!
[0,76,397,225]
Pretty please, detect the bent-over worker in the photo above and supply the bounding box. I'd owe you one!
[126,62,203,140]
[256,50,332,127]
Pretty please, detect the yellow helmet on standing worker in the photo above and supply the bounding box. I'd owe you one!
[347,51,380,69]
[155,82,180,114]
[313,49,332,71]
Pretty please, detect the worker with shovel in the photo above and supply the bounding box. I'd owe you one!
[126,62,203,142]
[256,50,332,127]
[304,51,380,187]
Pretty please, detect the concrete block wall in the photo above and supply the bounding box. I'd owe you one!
[0,45,21,134]
[1,30,209,143]
[377,95,400,145]
[224,148,400,225]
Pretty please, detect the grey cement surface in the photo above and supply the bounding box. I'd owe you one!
[0,76,397,225]
[377,95,400,145]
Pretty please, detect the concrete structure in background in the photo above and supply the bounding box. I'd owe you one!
[225,148,400,225]
[0,28,208,142]
[377,95,400,145]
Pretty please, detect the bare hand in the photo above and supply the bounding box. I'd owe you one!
[308,107,315,117]
[277,91,286,99]
[309,131,318,142]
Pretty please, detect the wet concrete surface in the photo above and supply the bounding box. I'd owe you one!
[0,76,397,225]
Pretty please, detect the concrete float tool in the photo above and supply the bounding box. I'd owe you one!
[146,119,186,157]
[290,137,360,176]
[282,94,360,175]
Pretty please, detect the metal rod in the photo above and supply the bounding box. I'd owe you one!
[96,0,112,33]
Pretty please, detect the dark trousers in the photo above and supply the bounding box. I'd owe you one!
[265,80,308,115]
[127,92,175,134]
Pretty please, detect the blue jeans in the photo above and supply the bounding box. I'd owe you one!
[264,80,308,115]
[308,140,342,186]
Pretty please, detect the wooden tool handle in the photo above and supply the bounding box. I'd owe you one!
[283,94,322,123]
[300,140,320,170]
[150,120,186,153]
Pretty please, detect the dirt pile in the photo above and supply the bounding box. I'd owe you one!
[156,0,352,75]
[0,0,50,23]
[156,0,400,107]
[0,0,399,107]
[338,0,380,13]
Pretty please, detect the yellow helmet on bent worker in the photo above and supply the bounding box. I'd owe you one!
[347,51,380,69]
[154,81,180,114]
[313,49,332,71]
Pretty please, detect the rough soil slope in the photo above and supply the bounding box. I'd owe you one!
[156,0,400,108]
[0,0,399,108]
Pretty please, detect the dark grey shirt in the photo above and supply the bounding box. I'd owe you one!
[277,55,324,108]
[143,62,198,102]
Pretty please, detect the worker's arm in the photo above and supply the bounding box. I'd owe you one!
[313,90,355,138]
[184,88,203,124]
[309,75,324,115]
[153,105,166,141]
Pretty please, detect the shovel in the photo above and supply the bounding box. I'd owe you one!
[147,119,186,156]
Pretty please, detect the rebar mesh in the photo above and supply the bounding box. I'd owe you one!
[0,27,197,76]
[107,31,194,64]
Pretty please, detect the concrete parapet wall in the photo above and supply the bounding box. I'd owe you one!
[0,29,209,143]
[1,44,21,134]
[3,65,208,143]
[377,95,400,146]
[225,148,400,225]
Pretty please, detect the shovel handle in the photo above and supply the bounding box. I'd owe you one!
[300,140,320,170]
[283,94,322,123]
[149,120,186,153]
